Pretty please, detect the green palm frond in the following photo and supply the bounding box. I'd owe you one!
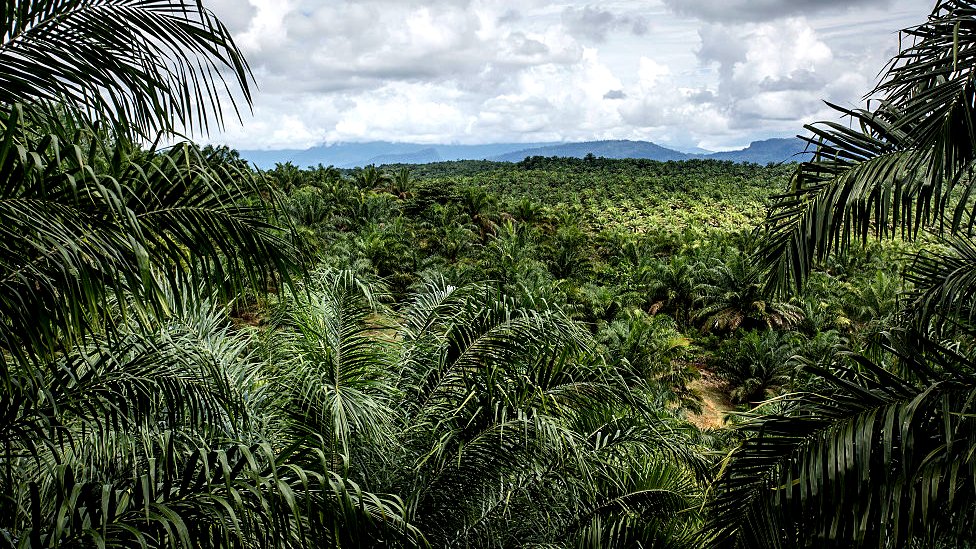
[398,283,586,419]
[758,0,976,293]
[905,236,976,332]
[15,436,297,548]
[0,108,294,368]
[569,460,701,549]
[0,0,252,135]
[0,311,253,470]
[266,272,395,463]
[9,431,422,549]
[703,334,976,548]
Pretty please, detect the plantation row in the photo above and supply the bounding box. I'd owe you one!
[266,156,914,411]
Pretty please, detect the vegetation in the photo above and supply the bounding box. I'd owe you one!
[2,0,976,547]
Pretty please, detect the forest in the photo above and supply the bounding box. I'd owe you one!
[1,0,975,548]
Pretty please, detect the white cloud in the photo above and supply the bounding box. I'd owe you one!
[199,0,933,151]
[689,19,861,140]
[561,6,648,43]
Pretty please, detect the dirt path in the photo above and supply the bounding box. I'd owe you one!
[688,369,735,430]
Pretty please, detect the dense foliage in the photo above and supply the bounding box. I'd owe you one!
[259,154,925,546]
[4,0,976,547]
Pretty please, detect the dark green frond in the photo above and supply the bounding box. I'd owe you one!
[0,108,294,369]
[703,335,976,548]
[906,236,976,333]
[0,0,253,136]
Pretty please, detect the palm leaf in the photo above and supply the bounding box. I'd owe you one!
[0,0,252,136]
[758,0,976,293]
[703,334,976,548]
[905,236,976,333]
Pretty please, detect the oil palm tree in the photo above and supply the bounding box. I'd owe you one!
[262,273,712,547]
[756,0,976,298]
[389,279,711,548]
[353,164,394,191]
[0,0,269,363]
[708,1,976,546]
[639,255,699,329]
[696,252,803,333]
[714,330,801,405]
[0,1,322,546]
[391,167,414,198]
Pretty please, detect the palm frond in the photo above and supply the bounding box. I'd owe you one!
[266,273,395,464]
[905,236,976,333]
[703,334,976,548]
[757,1,976,293]
[569,459,701,549]
[0,0,252,136]
[9,431,422,549]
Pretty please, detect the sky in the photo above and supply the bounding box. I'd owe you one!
[202,0,933,152]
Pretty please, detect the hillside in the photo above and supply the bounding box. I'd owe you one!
[705,137,811,163]
[239,137,810,169]
[490,139,691,162]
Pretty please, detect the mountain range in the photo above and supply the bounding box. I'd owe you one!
[239,137,812,169]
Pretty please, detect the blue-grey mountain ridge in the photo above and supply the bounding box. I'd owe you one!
[239,137,811,169]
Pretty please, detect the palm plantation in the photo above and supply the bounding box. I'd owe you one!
[3,0,976,547]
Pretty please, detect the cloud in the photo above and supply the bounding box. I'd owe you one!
[203,0,258,34]
[198,0,929,152]
[209,0,585,98]
[696,19,841,125]
[612,17,877,149]
[663,0,894,22]
[561,6,648,43]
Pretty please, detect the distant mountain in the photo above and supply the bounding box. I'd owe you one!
[705,138,812,164]
[490,140,690,162]
[490,138,810,164]
[238,137,811,169]
[240,141,559,169]
[678,146,714,155]
[239,148,305,169]
[367,148,441,165]
[289,142,430,168]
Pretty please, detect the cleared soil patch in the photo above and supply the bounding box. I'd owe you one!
[688,369,735,430]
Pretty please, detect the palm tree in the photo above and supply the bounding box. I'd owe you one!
[261,274,712,547]
[714,330,801,405]
[0,110,293,364]
[599,310,700,412]
[756,0,976,298]
[695,252,803,333]
[707,1,976,546]
[391,167,414,198]
[353,164,394,191]
[0,1,321,546]
[390,279,711,548]
[639,255,699,329]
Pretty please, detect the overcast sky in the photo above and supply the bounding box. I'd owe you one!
[203,0,933,152]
